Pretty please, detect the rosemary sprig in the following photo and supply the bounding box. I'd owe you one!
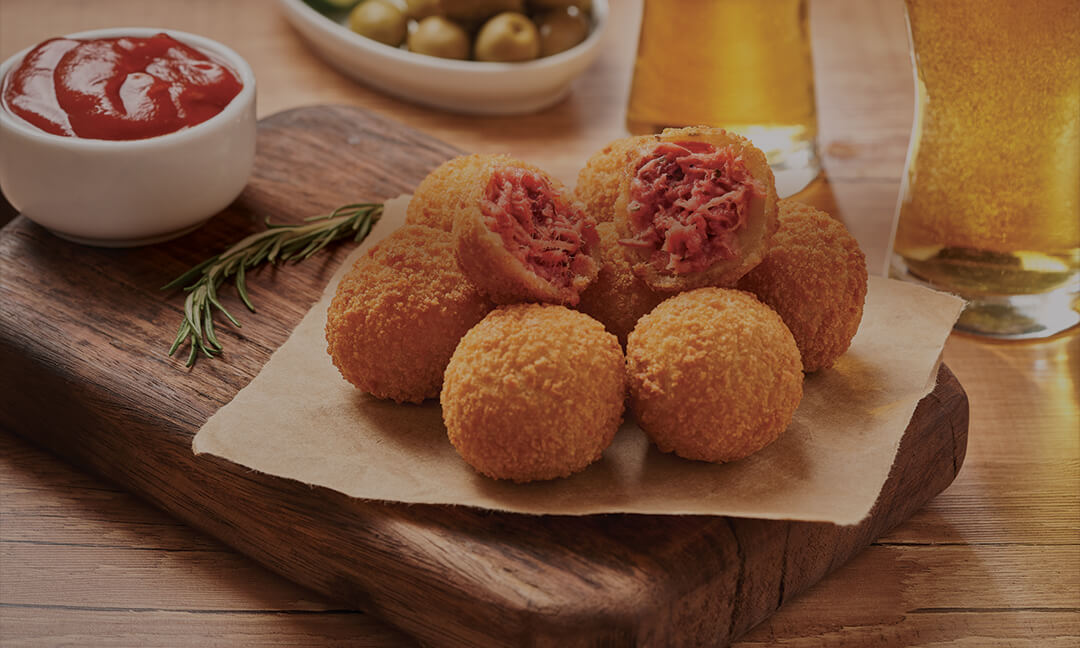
[163,202,383,367]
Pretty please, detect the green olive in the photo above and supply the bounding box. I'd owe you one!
[309,0,362,12]
[404,0,441,19]
[442,0,525,21]
[474,12,540,62]
[535,8,589,57]
[528,0,591,12]
[348,0,408,47]
[408,16,471,59]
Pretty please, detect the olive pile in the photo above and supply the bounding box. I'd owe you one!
[312,0,593,62]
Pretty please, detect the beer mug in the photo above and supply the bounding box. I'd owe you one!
[889,0,1080,339]
[625,0,820,198]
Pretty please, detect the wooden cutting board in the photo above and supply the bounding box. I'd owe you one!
[0,105,968,647]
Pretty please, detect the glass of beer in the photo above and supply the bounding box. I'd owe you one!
[625,0,820,198]
[889,0,1080,339]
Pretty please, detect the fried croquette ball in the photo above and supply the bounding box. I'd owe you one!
[576,222,666,347]
[627,288,803,463]
[613,127,779,293]
[574,135,651,223]
[737,200,868,372]
[405,154,504,232]
[441,304,625,482]
[326,225,493,403]
[451,154,601,306]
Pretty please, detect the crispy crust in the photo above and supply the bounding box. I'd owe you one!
[737,200,868,372]
[576,222,666,347]
[612,127,779,292]
[441,304,626,482]
[574,135,652,224]
[325,225,493,403]
[451,155,600,306]
[626,288,803,463]
[406,154,510,232]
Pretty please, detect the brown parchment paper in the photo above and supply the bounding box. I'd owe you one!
[193,195,964,525]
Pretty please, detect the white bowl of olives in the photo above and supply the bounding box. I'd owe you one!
[277,0,607,115]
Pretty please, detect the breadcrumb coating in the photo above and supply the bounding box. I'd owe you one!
[406,154,508,232]
[450,155,600,305]
[737,200,868,372]
[574,135,651,223]
[325,225,493,403]
[612,127,779,292]
[441,304,626,482]
[627,288,803,463]
[576,222,666,347]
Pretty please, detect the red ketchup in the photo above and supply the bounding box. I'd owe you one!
[2,33,242,140]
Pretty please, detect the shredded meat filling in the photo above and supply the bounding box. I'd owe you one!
[480,167,595,288]
[620,141,763,274]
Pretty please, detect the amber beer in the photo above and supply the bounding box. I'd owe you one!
[625,0,819,197]
[890,0,1079,338]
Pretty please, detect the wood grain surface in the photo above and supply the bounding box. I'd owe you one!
[0,102,968,646]
[1,0,1077,646]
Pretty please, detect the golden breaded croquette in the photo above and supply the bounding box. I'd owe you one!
[450,154,601,306]
[574,135,651,224]
[326,225,493,403]
[737,200,868,372]
[405,154,509,232]
[627,288,803,463]
[441,304,625,482]
[576,222,666,347]
[613,127,779,293]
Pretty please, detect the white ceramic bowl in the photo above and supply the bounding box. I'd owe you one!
[0,28,257,247]
[277,0,608,115]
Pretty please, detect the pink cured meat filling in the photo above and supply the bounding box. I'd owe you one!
[480,167,596,288]
[621,141,764,274]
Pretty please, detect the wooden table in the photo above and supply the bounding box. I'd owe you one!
[1,0,1077,645]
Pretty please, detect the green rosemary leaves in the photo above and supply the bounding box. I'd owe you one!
[163,202,382,367]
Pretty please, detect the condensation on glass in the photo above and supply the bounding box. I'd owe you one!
[888,0,1080,339]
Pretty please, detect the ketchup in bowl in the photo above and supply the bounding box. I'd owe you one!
[2,32,242,141]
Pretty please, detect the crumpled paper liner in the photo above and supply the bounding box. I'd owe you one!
[194,195,964,525]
